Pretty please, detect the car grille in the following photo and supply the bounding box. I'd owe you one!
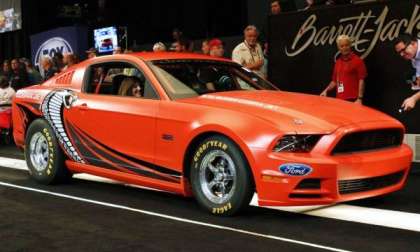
[295,179,321,189]
[338,171,404,195]
[332,129,403,155]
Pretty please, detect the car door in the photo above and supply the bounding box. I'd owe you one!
[64,60,160,175]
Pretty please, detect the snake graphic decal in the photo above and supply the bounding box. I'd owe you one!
[41,90,84,163]
[40,90,181,183]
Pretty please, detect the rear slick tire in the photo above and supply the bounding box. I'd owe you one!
[25,118,71,185]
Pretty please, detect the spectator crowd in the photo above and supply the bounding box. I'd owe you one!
[0,52,81,105]
[0,0,416,111]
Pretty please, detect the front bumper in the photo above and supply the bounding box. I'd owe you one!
[250,122,413,207]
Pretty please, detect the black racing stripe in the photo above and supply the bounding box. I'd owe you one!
[29,103,40,111]
[18,102,40,112]
[70,123,180,183]
[16,105,29,129]
[67,122,140,175]
[66,122,119,171]
[66,122,132,172]
[74,125,182,177]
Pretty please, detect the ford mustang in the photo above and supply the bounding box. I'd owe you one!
[12,52,412,215]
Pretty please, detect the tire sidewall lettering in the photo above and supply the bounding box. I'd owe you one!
[193,140,228,165]
[212,202,232,214]
[41,127,54,176]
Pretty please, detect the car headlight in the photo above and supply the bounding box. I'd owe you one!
[273,135,322,152]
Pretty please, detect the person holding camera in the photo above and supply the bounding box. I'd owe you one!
[394,34,420,111]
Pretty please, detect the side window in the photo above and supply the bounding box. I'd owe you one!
[85,62,159,99]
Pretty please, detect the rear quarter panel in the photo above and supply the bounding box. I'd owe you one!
[12,65,86,148]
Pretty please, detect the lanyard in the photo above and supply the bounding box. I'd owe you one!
[244,41,261,63]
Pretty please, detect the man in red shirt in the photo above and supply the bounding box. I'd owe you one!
[321,35,367,104]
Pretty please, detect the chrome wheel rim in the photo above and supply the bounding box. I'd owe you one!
[199,150,236,204]
[29,132,50,172]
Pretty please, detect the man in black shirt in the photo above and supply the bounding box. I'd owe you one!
[10,58,28,91]
[260,0,282,46]
[1,60,12,80]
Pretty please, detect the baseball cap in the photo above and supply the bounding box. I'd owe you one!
[208,39,223,49]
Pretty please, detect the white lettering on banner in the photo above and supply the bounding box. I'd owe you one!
[34,37,73,76]
[285,5,420,59]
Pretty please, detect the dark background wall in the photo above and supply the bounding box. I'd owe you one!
[0,0,314,59]
[268,0,420,133]
[0,0,251,59]
[1,0,417,133]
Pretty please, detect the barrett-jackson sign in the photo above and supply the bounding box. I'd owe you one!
[286,5,420,58]
[268,0,420,133]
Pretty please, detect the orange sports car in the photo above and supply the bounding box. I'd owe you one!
[12,53,412,216]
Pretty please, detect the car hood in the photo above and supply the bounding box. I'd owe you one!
[178,90,397,133]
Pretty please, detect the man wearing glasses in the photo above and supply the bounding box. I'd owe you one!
[394,34,420,111]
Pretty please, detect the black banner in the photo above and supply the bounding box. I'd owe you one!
[268,0,420,133]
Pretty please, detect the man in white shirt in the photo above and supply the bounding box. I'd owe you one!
[394,34,420,111]
[232,25,265,78]
[0,76,15,105]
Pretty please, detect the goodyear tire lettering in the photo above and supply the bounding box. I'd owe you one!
[193,140,229,168]
[212,203,232,215]
[40,128,55,176]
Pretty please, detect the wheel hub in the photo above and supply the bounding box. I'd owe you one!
[29,132,50,172]
[199,150,236,204]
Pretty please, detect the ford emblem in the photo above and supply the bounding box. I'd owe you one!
[279,163,312,176]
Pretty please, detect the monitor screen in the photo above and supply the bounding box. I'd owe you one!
[94,26,118,53]
[0,0,22,33]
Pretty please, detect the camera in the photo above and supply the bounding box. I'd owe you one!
[406,75,420,90]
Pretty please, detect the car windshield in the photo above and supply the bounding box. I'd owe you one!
[149,60,278,100]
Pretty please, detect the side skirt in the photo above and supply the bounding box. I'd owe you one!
[65,160,192,196]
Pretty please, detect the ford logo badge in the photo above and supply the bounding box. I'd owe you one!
[279,163,312,176]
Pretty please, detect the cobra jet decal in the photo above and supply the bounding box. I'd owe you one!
[65,120,138,175]
[65,120,120,171]
[41,90,84,163]
[68,122,181,183]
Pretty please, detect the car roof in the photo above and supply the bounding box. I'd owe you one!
[79,52,237,67]
[127,52,234,63]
